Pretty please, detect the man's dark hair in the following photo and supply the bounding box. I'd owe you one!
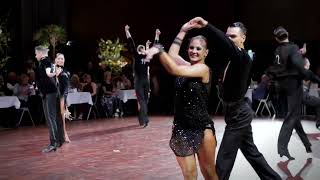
[230,22,247,35]
[273,26,288,41]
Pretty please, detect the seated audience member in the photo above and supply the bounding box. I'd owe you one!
[302,57,320,129]
[252,74,270,110]
[77,74,97,119]
[13,74,35,106]
[82,73,97,97]
[6,71,18,95]
[69,74,82,92]
[101,72,118,117]
[28,71,36,86]
[113,75,125,90]
[97,63,111,83]
[121,74,132,89]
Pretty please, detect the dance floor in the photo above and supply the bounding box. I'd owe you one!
[0,116,320,180]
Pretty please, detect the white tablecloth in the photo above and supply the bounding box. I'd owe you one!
[0,96,21,109]
[117,89,136,103]
[66,92,93,107]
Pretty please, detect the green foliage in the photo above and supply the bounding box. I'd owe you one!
[0,56,10,70]
[33,24,66,56]
[0,16,10,69]
[0,28,9,54]
[98,38,129,74]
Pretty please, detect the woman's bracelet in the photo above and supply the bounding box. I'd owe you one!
[173,37,183,46]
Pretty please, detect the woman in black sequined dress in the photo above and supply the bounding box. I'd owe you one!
[55,53,71,143]
[146,22,218,180]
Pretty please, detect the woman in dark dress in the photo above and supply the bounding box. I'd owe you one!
[79,73,97,119]
[146,22,218,180]
[100,71,118,117]
[55,53,71,143]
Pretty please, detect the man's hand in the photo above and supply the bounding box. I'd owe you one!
[125,25,131,38]
[299,43,307,55]
[156,29,161,36]
[125,25,130,32]
[56,67,62,76]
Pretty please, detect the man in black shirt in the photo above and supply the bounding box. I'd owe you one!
[125,25,160,127]
[35,45,64,153]
[269,27,320,160]
[189,17,281,180]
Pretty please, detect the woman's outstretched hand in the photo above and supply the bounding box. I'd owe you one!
[181,21,201,32]
[188,17,208,28]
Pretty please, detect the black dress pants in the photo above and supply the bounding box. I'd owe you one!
[217,100,281,180]
[135,78,149,125]
[42,93,64,146]
[277,79,311,155]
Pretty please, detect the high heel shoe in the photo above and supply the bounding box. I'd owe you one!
[280,152,295,160]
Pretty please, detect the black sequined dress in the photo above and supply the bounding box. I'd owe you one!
[170,77,215,157]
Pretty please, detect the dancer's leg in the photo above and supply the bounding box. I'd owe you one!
[176,155,198,180]
[60,98,70,143]
[241,125,281,180]
[197,129,218,180]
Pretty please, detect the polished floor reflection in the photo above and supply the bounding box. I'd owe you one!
[226,118,320,180]
[0,116,319,179]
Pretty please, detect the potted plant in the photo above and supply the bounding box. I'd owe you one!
[98,38,129,74]
[0,16,11,70]
[33,24,66,58]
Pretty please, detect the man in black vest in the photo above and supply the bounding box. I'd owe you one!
[272,27,320,160]
[35,46,64,153]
